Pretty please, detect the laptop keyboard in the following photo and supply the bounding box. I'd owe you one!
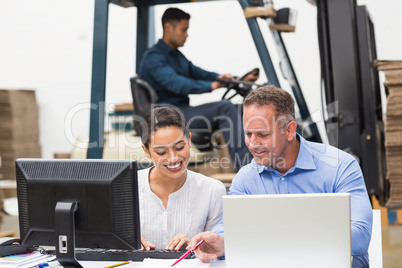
[75,248,194,262]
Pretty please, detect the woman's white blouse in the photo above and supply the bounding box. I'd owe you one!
[138,168,226,249]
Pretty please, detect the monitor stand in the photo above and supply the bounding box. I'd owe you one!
[55,202,83,268]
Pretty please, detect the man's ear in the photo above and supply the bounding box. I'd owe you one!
[188,132,192,147]
[164,22,173,34]
[286,121,297,141]
[141,144,151,159]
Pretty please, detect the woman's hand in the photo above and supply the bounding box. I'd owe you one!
[141,236,156,251]
[166,233,190,251]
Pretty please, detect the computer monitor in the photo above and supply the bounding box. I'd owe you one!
[15,159,141,267]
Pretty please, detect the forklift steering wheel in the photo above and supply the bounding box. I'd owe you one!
[220,68,260,100]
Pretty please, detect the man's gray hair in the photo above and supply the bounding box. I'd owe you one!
[244,85,295,130]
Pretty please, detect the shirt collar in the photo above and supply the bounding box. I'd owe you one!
[293,133,317,171]
[157,39,176,55]
[254,133,317,174]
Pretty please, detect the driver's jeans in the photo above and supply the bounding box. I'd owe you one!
[181,100,251,170]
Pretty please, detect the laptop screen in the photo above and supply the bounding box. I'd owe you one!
[222,193,351,268]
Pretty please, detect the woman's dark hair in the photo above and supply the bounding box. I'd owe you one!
[140,106,190,149]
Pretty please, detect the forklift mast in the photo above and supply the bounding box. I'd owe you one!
[315,0,387,203]
[87,0,387,204]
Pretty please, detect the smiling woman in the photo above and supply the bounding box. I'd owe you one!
[138,106,226,251]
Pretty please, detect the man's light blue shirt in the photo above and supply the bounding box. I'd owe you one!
[212,134,372,267]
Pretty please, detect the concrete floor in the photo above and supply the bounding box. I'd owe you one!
[1,215,401,267]
[382,225,402,268]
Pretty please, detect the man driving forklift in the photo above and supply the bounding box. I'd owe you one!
[138,7,259,170]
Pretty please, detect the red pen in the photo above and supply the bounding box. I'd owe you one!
[171,240,204,267]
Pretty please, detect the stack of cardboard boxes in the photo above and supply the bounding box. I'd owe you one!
[0,89,41,181]
[0,89,40,235]
[376,60,402,209]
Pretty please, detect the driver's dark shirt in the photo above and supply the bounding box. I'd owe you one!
[138,39,219,108]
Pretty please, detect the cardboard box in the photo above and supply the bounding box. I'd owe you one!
[0,180,17,228]
[0,90,39,143]
[0,90,41,179]
[376,60,402,209]
[0,143,41,180]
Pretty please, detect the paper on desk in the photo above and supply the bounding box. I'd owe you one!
[138,258,211,268]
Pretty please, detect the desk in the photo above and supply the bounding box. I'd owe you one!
[79,260,226,267]
[44,259,226,267]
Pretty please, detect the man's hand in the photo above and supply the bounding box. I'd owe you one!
[242,70,259,82]
[211,73,233,90]
[141,236,156,251]
[166,233,190,251]
[187,231,225,262]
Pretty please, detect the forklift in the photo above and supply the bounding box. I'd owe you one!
[85,0,388,205]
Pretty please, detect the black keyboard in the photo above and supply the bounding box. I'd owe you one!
[75,248,194,262]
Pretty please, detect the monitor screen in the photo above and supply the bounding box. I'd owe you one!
[15,159,141,267]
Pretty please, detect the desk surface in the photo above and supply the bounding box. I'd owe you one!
[79,260,226,267]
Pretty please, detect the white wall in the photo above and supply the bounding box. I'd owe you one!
[0,0,401,158]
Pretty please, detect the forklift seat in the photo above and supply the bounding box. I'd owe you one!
[130,76,159,135]
[130,77,158,118]
[129,76,214,151]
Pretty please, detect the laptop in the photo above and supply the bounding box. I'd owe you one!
[222,193,351,268]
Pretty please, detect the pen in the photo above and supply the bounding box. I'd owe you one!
[103,260,132,268]
[37,262,61,268]
[171,240,204,267]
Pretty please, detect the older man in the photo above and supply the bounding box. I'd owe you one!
[189,85,373,268]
